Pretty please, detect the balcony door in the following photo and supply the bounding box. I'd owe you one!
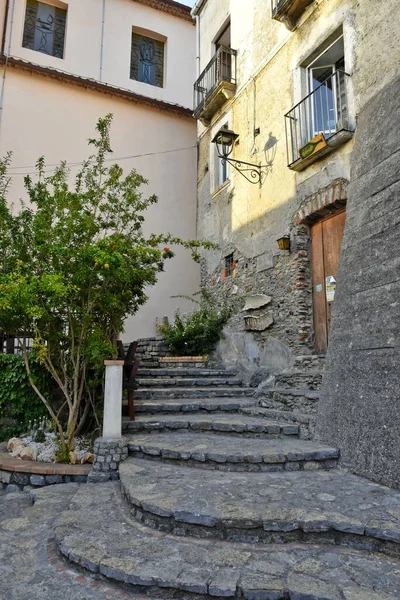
[307,36,345,140]
[214,22,231,83]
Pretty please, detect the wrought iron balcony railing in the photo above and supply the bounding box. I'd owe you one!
[284,70,353,170]
[193,46,237,121]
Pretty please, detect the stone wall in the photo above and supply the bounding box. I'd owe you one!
[201,222,314,355]
[316,76,400,489]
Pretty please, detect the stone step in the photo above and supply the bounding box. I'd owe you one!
[240,406,316,440]
[137,378,243,387]
[138,368,238,378]
[133,397,257,414]
[126,432,339,471]
[259,388,320,415]
[274,371,323,390]
[55,483,400,599]
[122,413,299,437]
[120,458,400,555]
[135,387,254,400]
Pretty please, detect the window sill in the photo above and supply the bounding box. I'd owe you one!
[211,180,230,198]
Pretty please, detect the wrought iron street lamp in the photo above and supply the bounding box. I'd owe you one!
[211,128,267,185]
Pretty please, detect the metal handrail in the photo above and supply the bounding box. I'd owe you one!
[285,70,351,116]
[284,70,351,166]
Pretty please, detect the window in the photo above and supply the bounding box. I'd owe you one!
[221,252,237,279]
[130,33,164,88]
[22,0,67,59]
[306,36,347,140]
[213,123,230,190]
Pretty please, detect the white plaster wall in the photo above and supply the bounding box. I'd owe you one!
[4,0,195,108]
[0,68,199,340]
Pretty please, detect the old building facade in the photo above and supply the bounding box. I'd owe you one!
[192,0,397,363]
[192,0,400,487]
[0,0,198,340]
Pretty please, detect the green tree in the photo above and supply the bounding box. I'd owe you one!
[0,115,214,454]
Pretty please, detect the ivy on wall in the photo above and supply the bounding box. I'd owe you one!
[0,354,50,441]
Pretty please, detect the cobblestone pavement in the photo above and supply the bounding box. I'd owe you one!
[0,486,148,600]
[55,482,400,599]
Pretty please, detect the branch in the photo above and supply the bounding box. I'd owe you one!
[22,343,65,444]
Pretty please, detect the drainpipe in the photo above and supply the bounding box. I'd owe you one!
[0,0,16,141]
[195,15,200,78]
[1,0,10,55]
[99,0,106,82]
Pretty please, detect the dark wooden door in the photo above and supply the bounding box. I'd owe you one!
[311,210,346,354]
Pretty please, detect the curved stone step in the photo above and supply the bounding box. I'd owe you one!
[137,378,243,387]
[122,413,299,437]
[134,398,257,414]
[135,387,254,400]
[126,432,339,471]
[55,483,400,599]
[120,458,400,556]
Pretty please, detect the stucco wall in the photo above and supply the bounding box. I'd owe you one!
[0,67,199,340]
[3,0,195,108]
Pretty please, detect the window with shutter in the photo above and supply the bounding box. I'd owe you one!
[130,33,164,88]
[22,0,67,59]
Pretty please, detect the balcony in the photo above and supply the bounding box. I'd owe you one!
[193,46,237,125]
[271,0,315,30]
[285,70,353,171]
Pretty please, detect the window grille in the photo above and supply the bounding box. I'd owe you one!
[23,0,67,59]
[225,253,235,277]
[130,33,164,88]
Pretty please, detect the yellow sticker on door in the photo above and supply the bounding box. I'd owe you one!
[325,276,336,302]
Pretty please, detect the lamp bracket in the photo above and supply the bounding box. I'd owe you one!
[219,156,267,185]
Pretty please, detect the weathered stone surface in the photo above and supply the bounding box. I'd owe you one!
[135,386,254,400]
[126,432,338,469]
[316,77,400,489]
[135,397,257,414]
[244,312,274,332]
[0,485,123,599]
[242,295,272,312]
[123,413,299,437]
[53,483,400,599]
[119,458,400,549]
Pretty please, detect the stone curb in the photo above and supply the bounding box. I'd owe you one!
[0,445,91,489]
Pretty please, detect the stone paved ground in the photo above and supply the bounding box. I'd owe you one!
[0,486,148,600]
[54,482,400,599]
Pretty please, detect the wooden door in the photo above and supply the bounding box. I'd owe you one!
[311,210,346,354]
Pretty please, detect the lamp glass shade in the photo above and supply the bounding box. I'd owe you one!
[277,236,290,251]
[211,129,239,157]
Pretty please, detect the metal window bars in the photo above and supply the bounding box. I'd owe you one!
[284,70,351,167]
[193,46,237,114]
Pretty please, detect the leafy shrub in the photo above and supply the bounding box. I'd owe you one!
[0,354,50,441]
[158,294,230,356]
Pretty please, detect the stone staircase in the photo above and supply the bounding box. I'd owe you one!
[250,355,326,440]
[53,356,400,599]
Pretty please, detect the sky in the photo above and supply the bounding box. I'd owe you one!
[179,0,196,7]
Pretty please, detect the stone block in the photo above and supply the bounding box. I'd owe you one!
[10,472,29,486]
[256,253,274,272]
[46,475,64,485]
[30,474,46,486]
[0,470,11,484]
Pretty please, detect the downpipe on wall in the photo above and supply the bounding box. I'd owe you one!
[0,0,16,143]
[99,0,107,82]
